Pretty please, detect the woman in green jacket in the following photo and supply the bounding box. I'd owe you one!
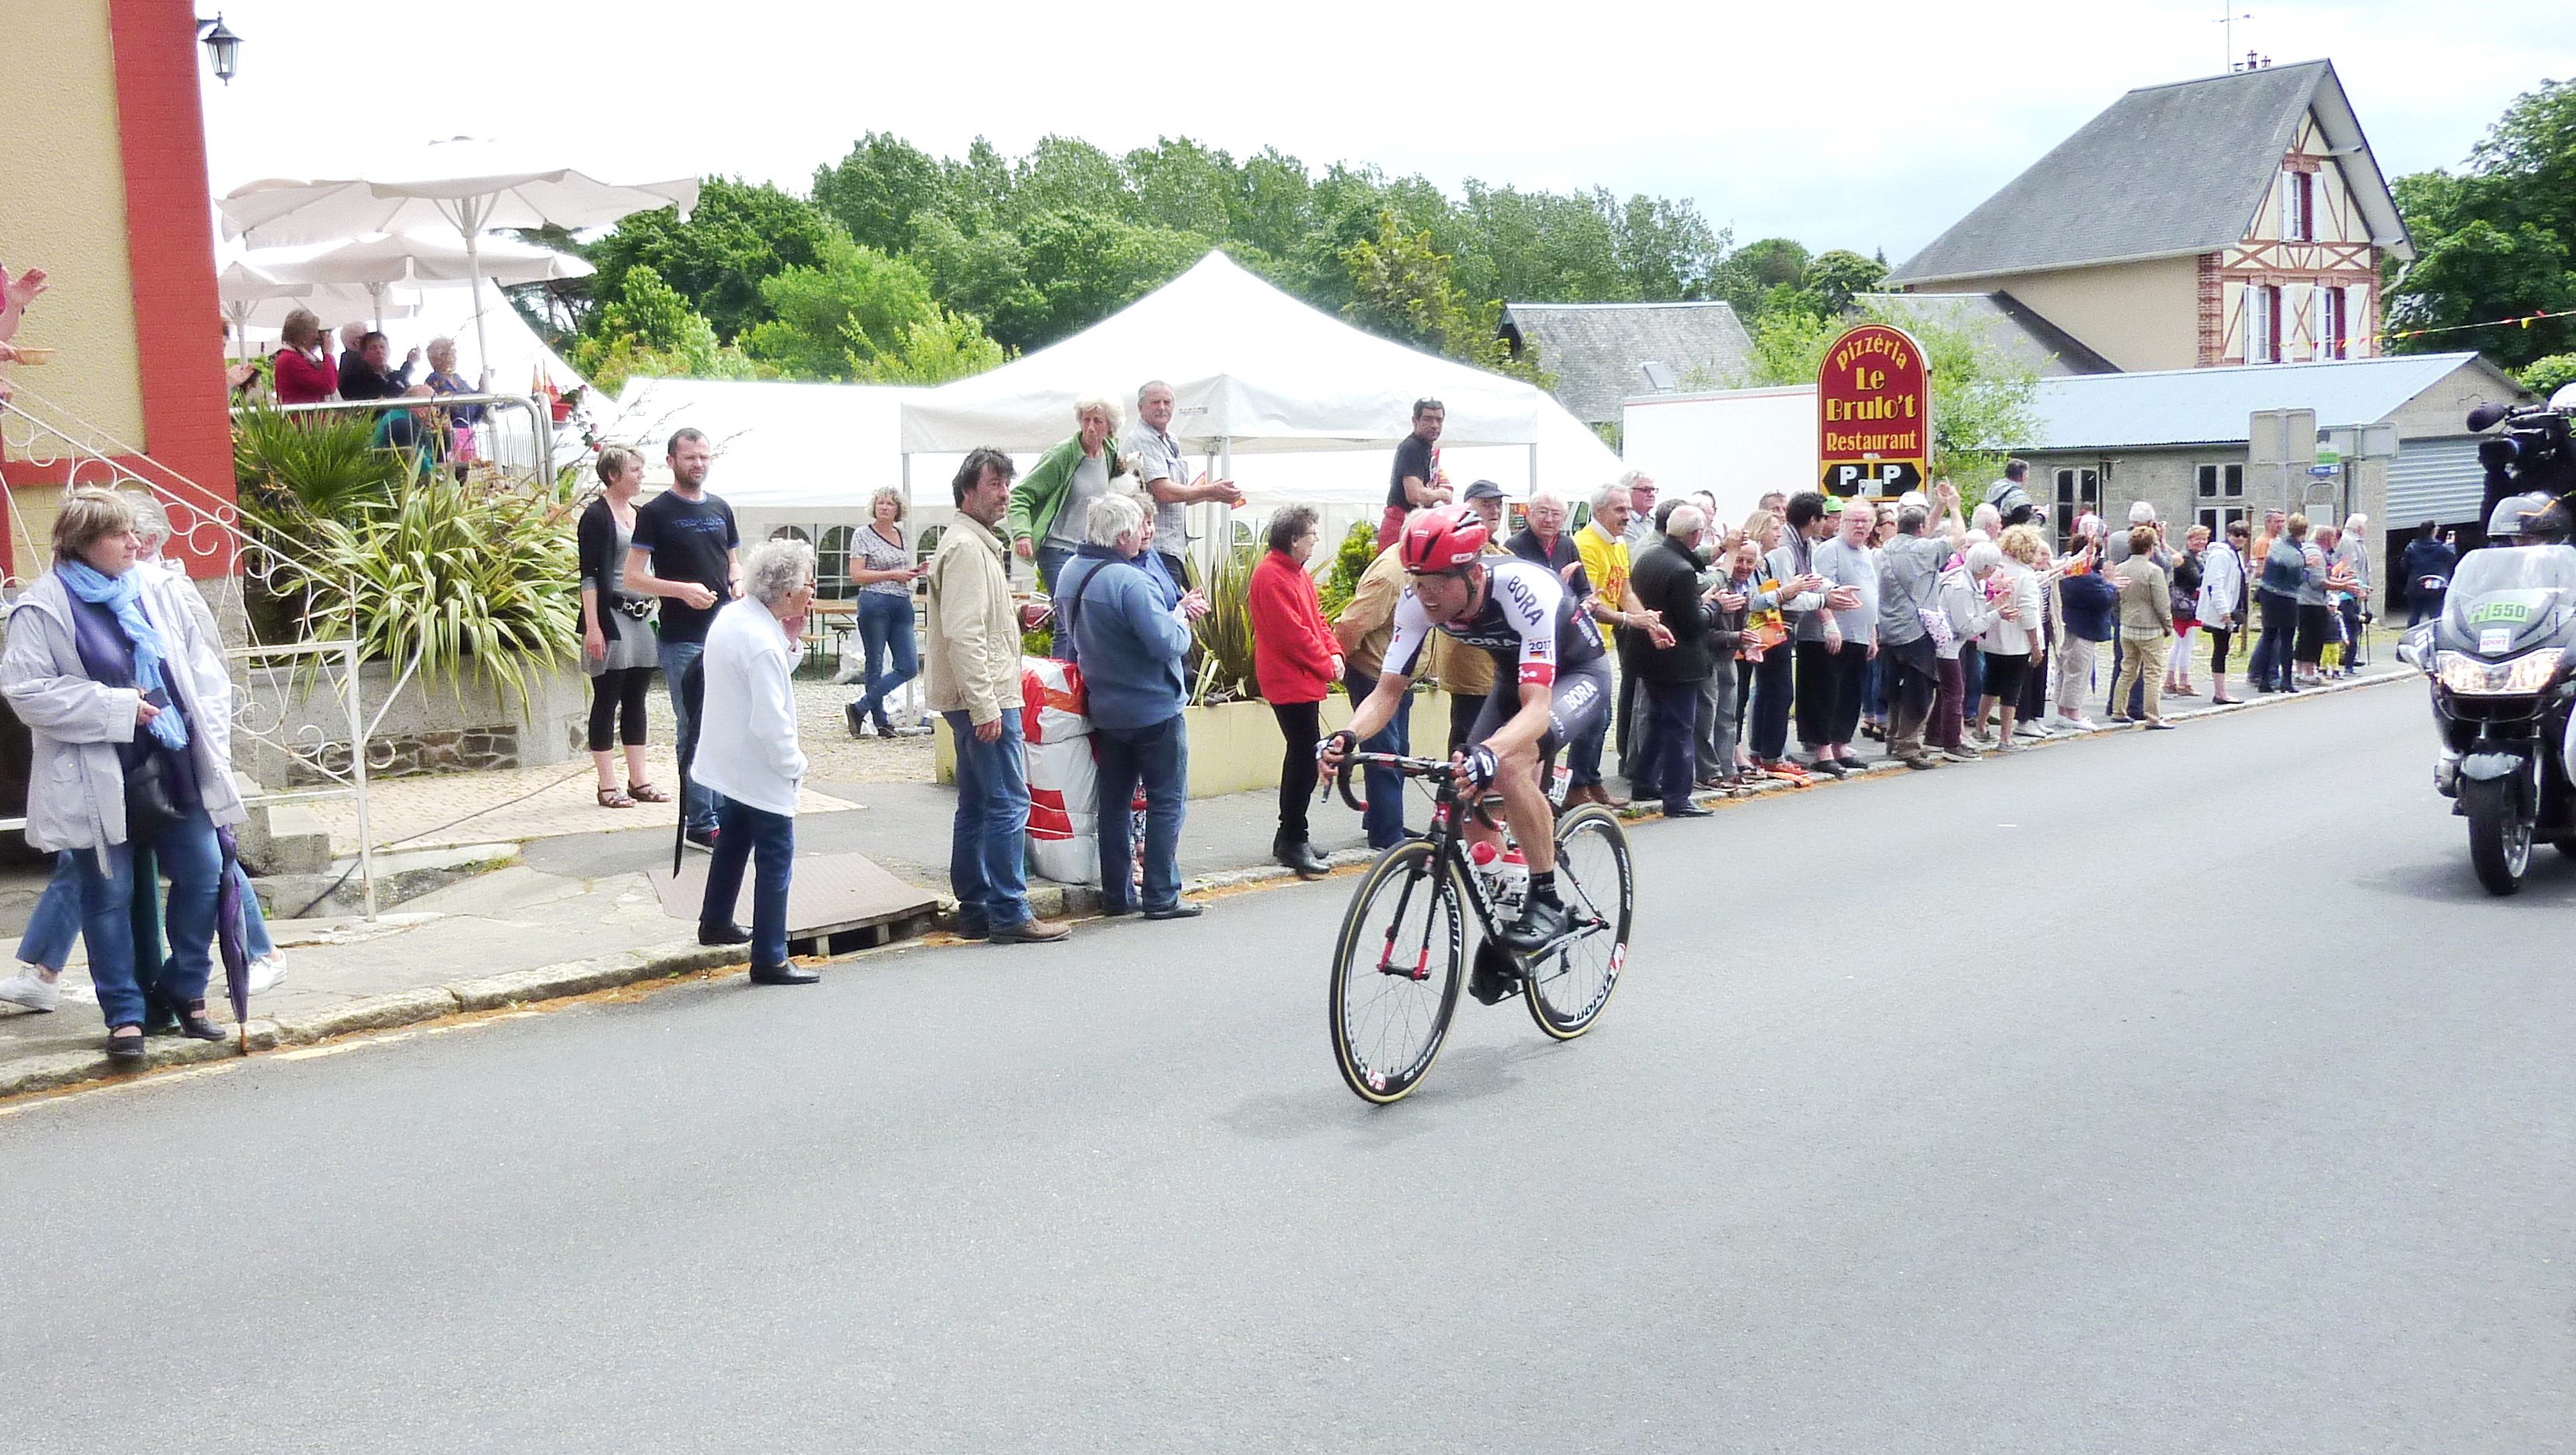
[1009,396,1128,615]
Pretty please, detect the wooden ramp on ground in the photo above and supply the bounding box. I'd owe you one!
[646,850,940,957]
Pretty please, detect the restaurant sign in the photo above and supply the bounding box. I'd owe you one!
[1816,322,1930,497]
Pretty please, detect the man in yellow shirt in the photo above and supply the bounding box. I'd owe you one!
[1568,483,1669,806]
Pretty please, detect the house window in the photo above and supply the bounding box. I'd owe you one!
[2054,466,2099,542]
[2197,463,2244,499]
[2285,171,2314,242]
[2325,287,2349,359]
[2246,284,2281,364]
[2197,506,2249,540]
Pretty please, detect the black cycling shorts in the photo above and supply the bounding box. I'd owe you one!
[1467,654,1613,761]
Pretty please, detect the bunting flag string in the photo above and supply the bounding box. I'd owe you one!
[2381,307,2576,342]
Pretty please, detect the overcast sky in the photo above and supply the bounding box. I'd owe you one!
[199,0,2574,264]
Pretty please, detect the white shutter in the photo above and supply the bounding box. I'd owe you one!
[2305,285,2325,362]
[2346,284,2370,357]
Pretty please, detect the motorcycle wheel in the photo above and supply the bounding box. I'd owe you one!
[2464,782,2532,896]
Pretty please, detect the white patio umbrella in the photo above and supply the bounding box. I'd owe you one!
[219,137,697,376]
[258,232,592,379]
[216,258,414,354]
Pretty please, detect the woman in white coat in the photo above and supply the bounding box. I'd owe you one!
[2196,517,2250,705]
[692,536,819,986]
[0,490,244,1059]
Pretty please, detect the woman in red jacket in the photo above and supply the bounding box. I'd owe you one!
[271,307,339,405]
[1249,504,1342,878]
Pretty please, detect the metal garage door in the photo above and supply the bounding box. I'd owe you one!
[2385,435,2487,526]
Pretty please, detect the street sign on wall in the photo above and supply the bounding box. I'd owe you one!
[1816,322,1930,497]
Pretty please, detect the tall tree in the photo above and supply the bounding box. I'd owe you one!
[1338,210,1545,383]
[585,178,842,343]
[811,132,946,255]
[2389,78,2576,367]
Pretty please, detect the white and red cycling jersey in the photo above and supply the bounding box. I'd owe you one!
[1386,556,1606,688]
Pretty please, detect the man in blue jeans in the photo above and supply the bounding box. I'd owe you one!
[926,449,1071,944]
[1055,493,1207,917]
[1331,532,1416,848]
[626,428,740,850]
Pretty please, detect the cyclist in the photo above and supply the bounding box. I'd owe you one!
[1322,505,1636,954]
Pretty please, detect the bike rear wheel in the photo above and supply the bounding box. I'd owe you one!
[1328,840,1466,1104]
[1525,804,1633,1039]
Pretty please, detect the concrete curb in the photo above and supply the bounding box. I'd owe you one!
[0,938,751,1101]
[5,667,2410,1103]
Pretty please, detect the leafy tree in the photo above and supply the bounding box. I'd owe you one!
[1709,237,1812,316]
[1799,249,1891,315]
[2389,218,2576,364]
[743,233,949,379]
[572,266,762,397]
[811,132,947,255]
[2518,352,2576,397]
[1338,210,1546,383]
[989,210,1208,352]
[849,311,1013,386]
[2389,78,2576,367]
[586,178,842,342]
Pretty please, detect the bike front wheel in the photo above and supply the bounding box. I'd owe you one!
[1328,839,1466,1104]
[1525,804,1633,1039]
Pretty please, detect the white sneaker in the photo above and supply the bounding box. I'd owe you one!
[2060,715,2102,732]
[2013,722,2051,740]
[244,954,287,996]
[0,965,61,1013]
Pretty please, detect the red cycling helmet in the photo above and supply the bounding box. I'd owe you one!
[1399,504,1490,573]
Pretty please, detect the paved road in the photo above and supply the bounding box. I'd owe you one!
[5,681,2570,1453]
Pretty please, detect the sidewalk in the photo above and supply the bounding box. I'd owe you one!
[0,657,2416,1098]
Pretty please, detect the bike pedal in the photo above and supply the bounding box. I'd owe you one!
[1468,941,1522,1005]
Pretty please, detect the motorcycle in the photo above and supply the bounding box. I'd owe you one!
[2401,543,2576,895]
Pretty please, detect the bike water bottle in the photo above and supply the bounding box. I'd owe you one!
[1468,841,1528,912]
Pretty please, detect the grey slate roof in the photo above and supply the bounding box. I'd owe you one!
[1500,300,1754,424]
[1855,293,2121,376]
[1888,60,2412,286]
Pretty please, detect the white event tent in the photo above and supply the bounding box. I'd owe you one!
[900,251,1622,567]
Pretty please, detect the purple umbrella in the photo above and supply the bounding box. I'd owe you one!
[214,826,251,1051]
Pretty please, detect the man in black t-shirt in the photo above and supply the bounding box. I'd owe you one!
[1377,398,1451,550]
[625,428,742,847]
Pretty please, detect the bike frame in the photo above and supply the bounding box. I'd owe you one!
[1334,750,1541,977]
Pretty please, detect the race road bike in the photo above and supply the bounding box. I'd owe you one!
[1323,751,1634,1104]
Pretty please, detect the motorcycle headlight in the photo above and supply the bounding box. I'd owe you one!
[2436,648,2565,695]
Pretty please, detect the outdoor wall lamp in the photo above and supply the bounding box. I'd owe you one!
[196,13,242,85]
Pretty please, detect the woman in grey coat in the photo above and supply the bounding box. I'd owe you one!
[0,490,244,1059]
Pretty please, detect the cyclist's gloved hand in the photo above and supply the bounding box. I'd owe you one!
[1317,729,1358,771]
[1456,744,1499,794]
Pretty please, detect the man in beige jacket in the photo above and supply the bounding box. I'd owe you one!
[926,449,1069,944]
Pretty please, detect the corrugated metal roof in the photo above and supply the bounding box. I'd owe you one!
[2026,353,2481,450]
[1889,60,2411,286]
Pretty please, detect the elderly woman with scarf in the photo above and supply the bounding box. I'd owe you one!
[0,490,244,1060]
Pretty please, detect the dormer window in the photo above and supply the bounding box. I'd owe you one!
[2284,169,2315,242]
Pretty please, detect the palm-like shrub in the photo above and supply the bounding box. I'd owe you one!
[1189,546,1261,705]
[235,448,583,709]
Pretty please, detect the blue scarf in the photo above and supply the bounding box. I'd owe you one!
[57,559,189,751]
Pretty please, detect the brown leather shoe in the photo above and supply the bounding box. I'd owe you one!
[990,918,1072,944]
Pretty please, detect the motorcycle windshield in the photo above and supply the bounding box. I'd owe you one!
[2443,546,2576,653]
